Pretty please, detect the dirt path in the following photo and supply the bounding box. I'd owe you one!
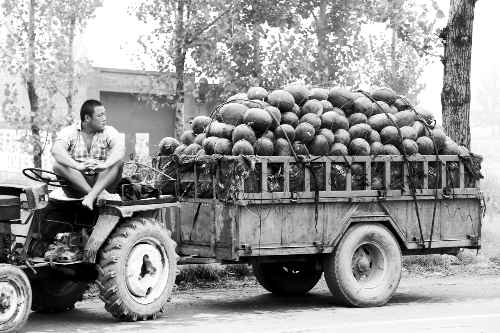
[22,273,500,333]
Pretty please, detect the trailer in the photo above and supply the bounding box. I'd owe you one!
[155,153,484,306]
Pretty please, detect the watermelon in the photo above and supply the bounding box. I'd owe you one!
[328,143,348,156]
[318,128,335,147]
[232,140,254,155]
[307,135,330,156]
[219,103,249,126]
[399,139,418,155]
[159,137,180,156]
[320,112,349,132]
[191,116,211,134]
[299,99,323,118]
[202,136,219,155]
[174,144,187,154]
[183,143,203,155]
[383,144,401,155]
[416,136,434,155]
[332,107,346,117]
[292,141,309,155]
[327,87,354,112]
[371,101,392,115]
[299,113,321,133]
[440,141,460,155]
[274,124,296,142]
[352,91,367,100]
[273,138,293,156]
[348,113,368,127]
[370,142,385,156]
[285,84,310,106]
[181,130,196,145]
[227,93,248,102]
[368,130,381,144]
[368,113,397,132]
[414,106,434,121]
[310,88,328,101]
[370,87,397,104]
[334,129,350,146]
[268,90,295,112]
[295,123,315,144]
[247,87,268,100]
[264,106,281,130]
[213,138,233,155]
[244,99,270,109]
[412,120,427,138]
[194,133,206,146]
[254,138,274,156]
[353,97,373,117]
[395,110,416,127]
[430,128,446,150]
[256,130,275,141]
[349,138,370,156]
[291,104,300,116]
[458,145,470,156]
[320,100,334,113]
[400,126,417,141]
[348,123,372,141]
[243,108,272,132]
[381,126,402,146]
[206,122,235,140]
[281,112,299,128]
[232,124,256,145]
[393,98,410,111]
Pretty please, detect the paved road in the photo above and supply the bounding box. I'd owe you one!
[21,273,500,333]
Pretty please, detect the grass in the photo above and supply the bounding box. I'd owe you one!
[175,264,255,290]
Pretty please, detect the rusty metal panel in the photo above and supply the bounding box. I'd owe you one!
[440,199,481,240]
[179,202,213,246]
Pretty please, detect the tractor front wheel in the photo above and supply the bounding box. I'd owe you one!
[0,264,32,333]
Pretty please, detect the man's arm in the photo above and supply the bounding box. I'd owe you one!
[91,137,126,173]
[52,141,88,171]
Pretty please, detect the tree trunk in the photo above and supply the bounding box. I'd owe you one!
[66,15,76,126]
[251,1,261,86]
[27,0,42,168]
[391,27,398,82]
[316,0,327,83]
[174,0,186,140]
[441,0,475,149]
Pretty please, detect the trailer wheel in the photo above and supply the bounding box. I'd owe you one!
[252,261,322,296]
[0,264,31,333]
[31,280,88,312]
[96,217,177,321]
[323,223,402,307]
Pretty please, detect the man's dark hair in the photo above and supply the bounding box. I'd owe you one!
[80,99,103,122]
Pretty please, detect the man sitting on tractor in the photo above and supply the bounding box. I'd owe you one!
[51,99,125,210]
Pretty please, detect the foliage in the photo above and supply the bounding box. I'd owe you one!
[0,0,101,165]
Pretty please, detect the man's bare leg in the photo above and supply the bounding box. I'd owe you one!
[82,161,122,210]
[52,161,93,195]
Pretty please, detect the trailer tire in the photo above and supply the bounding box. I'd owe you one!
[96,217,177,321]
[0,265,31,333]
[252,261,322,296]
[31,280,88,312]
[323,222,402,307]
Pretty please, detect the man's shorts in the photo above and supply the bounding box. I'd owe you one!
[60,162,124,199]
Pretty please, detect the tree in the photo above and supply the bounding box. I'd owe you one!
[0,0,102,168]
[131,0,232,140]
[440,0,476,149]
[359,0,444,102]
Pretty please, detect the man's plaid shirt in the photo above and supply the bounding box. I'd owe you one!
[55,122,120,164]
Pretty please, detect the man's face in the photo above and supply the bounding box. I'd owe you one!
[86,106,106,131]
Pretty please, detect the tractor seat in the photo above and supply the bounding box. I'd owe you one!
[48,188,83,202]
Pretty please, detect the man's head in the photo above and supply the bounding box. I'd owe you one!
[80,99,106,131]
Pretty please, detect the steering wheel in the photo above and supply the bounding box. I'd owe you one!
[22,168,70,187]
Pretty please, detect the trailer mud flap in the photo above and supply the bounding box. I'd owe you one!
[83,214,120,263]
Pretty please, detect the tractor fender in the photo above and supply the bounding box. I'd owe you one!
[83,207,122,263]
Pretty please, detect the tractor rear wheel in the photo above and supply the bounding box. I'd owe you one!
[31,280,88,312]
[96,217,177,321]
[252,261,322,296]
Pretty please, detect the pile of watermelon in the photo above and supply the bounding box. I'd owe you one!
[159,84,469,158]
